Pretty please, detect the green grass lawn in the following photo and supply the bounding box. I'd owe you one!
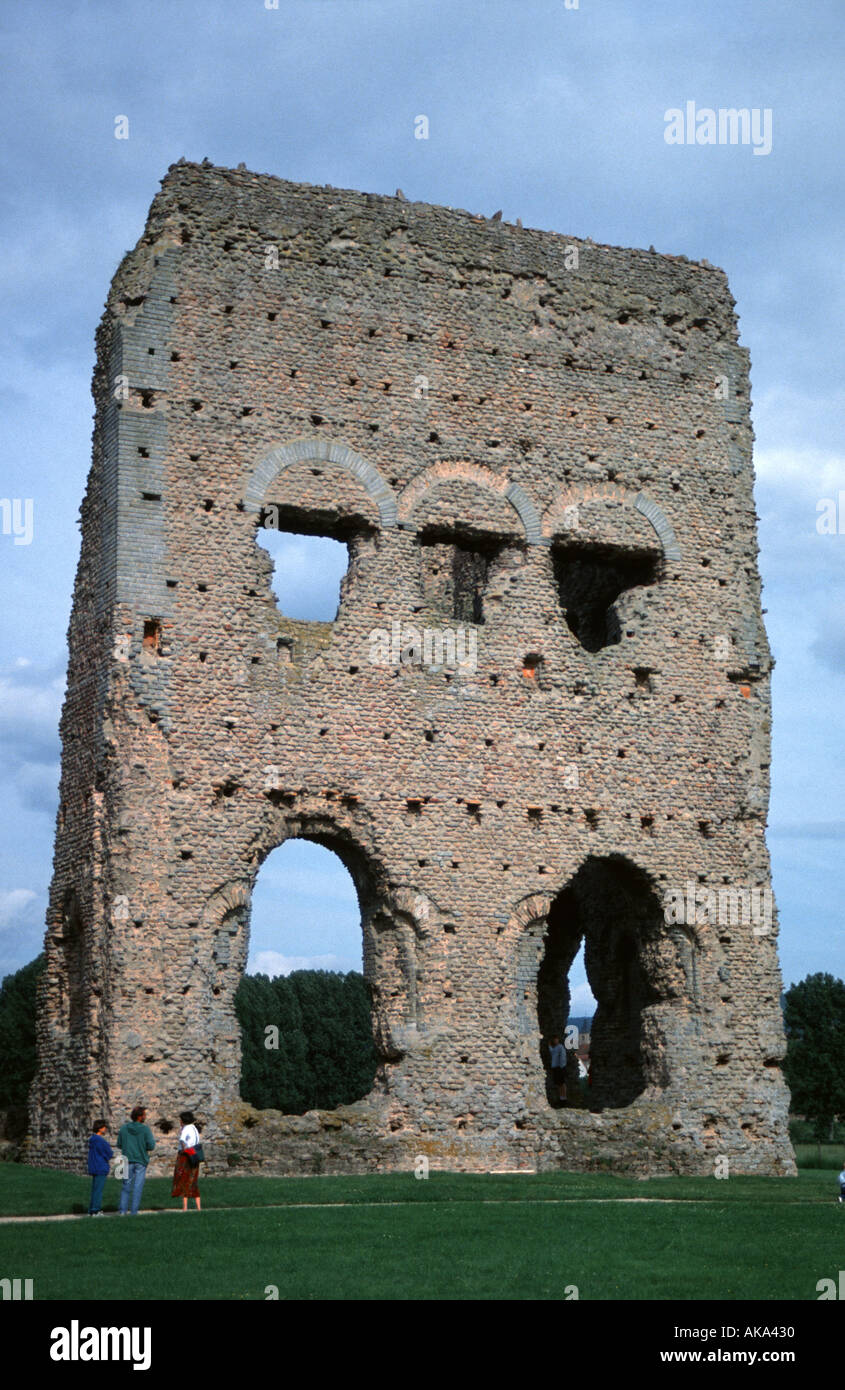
[1,1164,842,1300]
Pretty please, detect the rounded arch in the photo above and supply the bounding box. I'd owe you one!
[201,879,251,931]
[542,484,681,566]
[243,438,398,529]
[200,878,252,1000]
[535,854,682,1109]
[397,462,542,543]
[503,891,553,937]
[254,787,387,912]
[202,790,440,1091]
[505,858,692,1112]
[633,491,682,567]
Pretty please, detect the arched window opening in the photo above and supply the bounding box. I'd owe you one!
[537,857,668,1110]
[235,839,379,1113]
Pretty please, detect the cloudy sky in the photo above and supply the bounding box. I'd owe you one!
[0,0,842,1010]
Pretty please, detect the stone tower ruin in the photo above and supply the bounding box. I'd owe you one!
[27,161,794,1175]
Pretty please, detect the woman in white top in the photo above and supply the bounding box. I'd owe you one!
[171,1109,202,1211]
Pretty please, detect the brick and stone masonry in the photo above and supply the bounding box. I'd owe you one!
[26,160,795,1176]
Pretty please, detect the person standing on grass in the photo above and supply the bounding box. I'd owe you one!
[839,1161,845,1204]
[117,1105,156,1215]
[87,1120,113,1216]
[171,1110,202,1212]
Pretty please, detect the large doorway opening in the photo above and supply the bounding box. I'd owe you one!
[538,856,669,1110]
[235,840,379,1113]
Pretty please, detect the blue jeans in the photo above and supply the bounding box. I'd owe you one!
[88,1172,107,1213]
[119,1162,148,1214]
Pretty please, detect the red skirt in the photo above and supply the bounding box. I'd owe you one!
[171,1150,199,1198]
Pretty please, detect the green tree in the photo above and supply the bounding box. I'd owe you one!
[270,973,312,1112]
[0,954,45,1116]
[235,968,378,1114]
[235,972,311,1112]
[235,972,274,1109]
[783,972,845,1158]
[289,969,379,1110]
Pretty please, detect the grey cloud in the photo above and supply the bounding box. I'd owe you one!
[0,660,64,770]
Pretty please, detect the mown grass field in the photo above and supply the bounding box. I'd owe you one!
[1,1163,842,1300]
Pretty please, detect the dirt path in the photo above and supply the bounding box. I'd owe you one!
[0,1195,821,1225]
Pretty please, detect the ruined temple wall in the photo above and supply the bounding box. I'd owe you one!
[29,317,123,1145]
[27,162,792,1175]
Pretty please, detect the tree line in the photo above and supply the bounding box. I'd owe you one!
[234,968,379,1112]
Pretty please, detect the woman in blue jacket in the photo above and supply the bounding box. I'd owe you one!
[87,1120,113,1215]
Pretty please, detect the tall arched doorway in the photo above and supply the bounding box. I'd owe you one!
[235,839,379,1113]
[537,856,676,1109]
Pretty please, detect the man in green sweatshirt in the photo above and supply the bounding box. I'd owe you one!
[117,1106,156,1215]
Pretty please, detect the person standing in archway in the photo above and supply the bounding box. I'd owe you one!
[549,1035,567,1105]
[171,1110,202,1212]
